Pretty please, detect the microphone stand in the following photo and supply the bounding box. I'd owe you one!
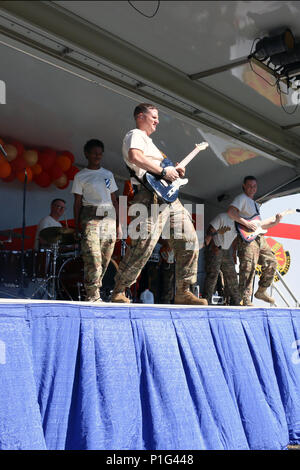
[19,168,27,298]
[0,144,7,158]
[0,144,28,297]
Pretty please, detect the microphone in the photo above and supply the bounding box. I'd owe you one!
[0,143,7,158]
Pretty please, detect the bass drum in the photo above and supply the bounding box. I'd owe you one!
[57,256,118,302]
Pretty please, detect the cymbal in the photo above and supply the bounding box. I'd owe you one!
[0,230,30,239]
[39,226,75,244]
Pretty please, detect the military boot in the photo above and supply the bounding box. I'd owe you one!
[88,297,103,303]
[111,289,131,303]
[254,287,275,305]
[174,284,208,306]
[85,288,102,303]
[241,298,254,307]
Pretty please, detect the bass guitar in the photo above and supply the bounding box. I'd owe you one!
[236,208,300,243]
[143,142,209,203]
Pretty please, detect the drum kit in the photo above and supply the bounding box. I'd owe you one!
[0,227,117,301]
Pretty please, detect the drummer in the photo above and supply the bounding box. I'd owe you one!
[34,198,66,249]
[72,138,122,302]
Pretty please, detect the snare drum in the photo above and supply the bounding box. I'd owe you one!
[33,249,52,280]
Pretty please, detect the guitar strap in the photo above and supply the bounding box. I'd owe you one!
[125,164,157,199]
[254,201,260,216]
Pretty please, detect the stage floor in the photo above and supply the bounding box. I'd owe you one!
[1,298,300,450]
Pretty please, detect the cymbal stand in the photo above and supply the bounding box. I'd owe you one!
[30,242,60,300]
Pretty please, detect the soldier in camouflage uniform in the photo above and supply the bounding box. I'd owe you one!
[203,212,240,305]
[228,176,282,306]
[111,103,207,305]
[237,234,277,305]
[79,206,117,300]
[72,139,121,302]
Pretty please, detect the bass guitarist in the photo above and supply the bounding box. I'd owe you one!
[111,102,207,305]
[227,175,282,306]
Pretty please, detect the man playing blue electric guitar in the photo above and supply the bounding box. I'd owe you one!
[111,102,208,305]
[227,175,282,306]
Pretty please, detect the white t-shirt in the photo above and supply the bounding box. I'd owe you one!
[230,192,260,219]
[72,167,118,214]
[122,128,163,184]
[210,213,237,250]
[34,215,62,249]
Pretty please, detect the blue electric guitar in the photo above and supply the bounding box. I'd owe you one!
[143,142,209,203]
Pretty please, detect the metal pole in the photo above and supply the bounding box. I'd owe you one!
[271,282,290,307]
[276,270,299,307]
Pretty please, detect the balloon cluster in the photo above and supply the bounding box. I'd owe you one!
[0,137,79,189]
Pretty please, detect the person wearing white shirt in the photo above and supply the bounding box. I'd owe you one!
[72,139,122,302]
[227,175,282,306]
[110,103,207,306]
[34,199,66,250]
[203,212,240,305]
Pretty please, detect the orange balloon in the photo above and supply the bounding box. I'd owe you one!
[17,167,33,183]
[59,150,74,164]
[54,173,68,188]
[3,144,17,162]
[57,155,71,172]
[23,149,38,167]
[3,170,15,182]
[0,160,12,179]
[31,163,42,175]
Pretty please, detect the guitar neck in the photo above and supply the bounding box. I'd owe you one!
[179,146,203,168]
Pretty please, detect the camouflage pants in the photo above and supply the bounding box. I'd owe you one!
[80,206,116,299]
[203,245,240,305]
[114,188,199,291]
[238,235,277,303]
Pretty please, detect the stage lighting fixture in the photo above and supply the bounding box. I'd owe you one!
[269,44,300,67]
[254,29,294,61]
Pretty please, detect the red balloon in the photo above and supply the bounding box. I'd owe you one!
[11,155,26,172]
[39,149,56,170]
[65,165,80,180]
[49,165,63,180]
[34,171,52,188]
